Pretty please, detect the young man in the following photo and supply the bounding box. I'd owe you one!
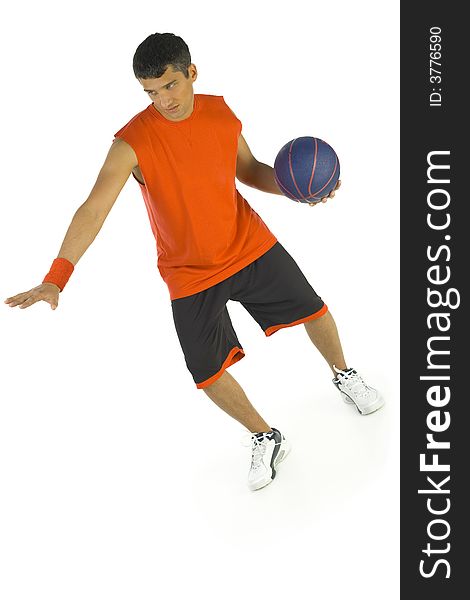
[4,33,384,491]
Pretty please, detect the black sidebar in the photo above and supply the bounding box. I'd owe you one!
[401,3,467,598]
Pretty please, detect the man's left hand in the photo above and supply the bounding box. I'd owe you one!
[308,179,341,207]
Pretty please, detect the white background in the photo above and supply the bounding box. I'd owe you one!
[0,1,400,598]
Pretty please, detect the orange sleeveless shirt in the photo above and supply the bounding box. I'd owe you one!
[114,94,278,300]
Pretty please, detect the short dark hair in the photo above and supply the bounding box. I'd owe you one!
[133,33,191,80]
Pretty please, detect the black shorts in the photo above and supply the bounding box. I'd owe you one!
[171,241,327,389]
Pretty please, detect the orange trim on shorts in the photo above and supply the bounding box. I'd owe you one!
[196,346,246,389]
[264,304,328,337]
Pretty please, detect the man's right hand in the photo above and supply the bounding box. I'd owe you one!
[4,283,60,310]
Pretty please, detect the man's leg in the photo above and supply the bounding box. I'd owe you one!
[203,370,289,492]
[202,370,272,433]
[304,310,347,375]
[304,310,384,414]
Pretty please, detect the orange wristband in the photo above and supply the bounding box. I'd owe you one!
[42,257,75,292]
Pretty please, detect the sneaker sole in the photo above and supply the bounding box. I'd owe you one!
[248,437,291,491]
[341,392,385,415]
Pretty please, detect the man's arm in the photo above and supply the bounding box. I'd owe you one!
[4,138,138,310]
[235,133,340,204]
[235,134,284,196]
[56,138,138,265]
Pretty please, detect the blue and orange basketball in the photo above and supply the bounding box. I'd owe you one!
[274,136,340,203]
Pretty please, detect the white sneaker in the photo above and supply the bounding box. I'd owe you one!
[242,427,291,491]
[332,366,384,415]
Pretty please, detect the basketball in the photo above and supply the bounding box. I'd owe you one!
[274,136,340,203]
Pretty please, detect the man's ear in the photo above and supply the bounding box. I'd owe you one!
[189,63,198,82]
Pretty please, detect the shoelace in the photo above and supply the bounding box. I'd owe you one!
[241,432,274,470]
[338,370,371,399]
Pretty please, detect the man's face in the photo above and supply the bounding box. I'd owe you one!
[138,64,198,122]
